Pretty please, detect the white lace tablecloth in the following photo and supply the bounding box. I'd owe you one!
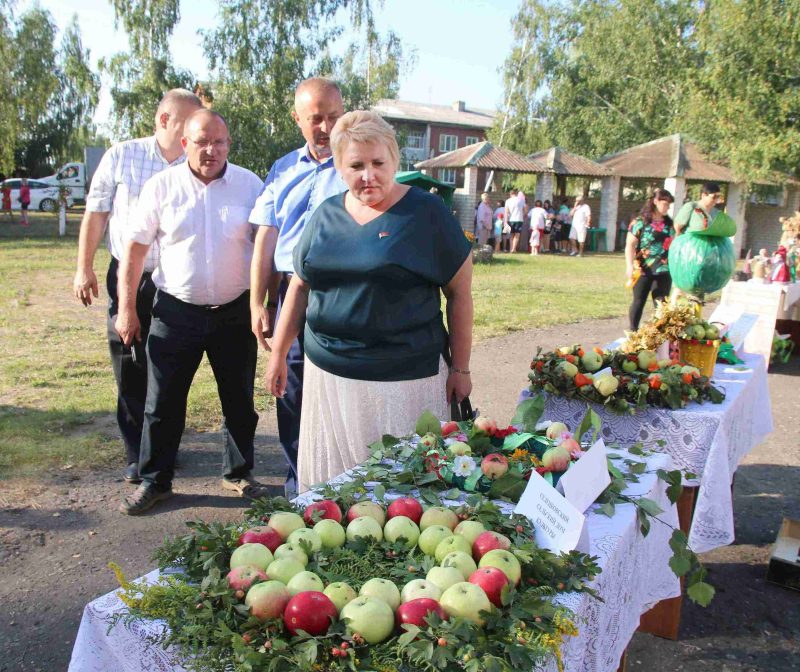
[69,450,680,672]
[522,353,772,554]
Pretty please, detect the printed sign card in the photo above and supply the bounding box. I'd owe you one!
[556,438,611,514]
[515,470,587,553]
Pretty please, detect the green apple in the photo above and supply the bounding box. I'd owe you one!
[440,551,477,579]
[230,543,273,571]
[426,566,465,592]
[478,549,522,585]
[434,534,472,563]
[445,441,472,457]
[400,579,442,603]
[622,359,638,373]
[419,506,459,531]
[593,374,619,397]
[453,520,485,545]
[323,581,357,613]
[286,570,324,596]
[313,519,346,549]
[557,360,579,378]
[346,516,384,543]
[705,325,720,339]
[358,578,401,611]
[244,580,291,621]
[581,350,603,372]
[340,596,395,644]
[287,528,322,554]
[440,582,493,626]
[267,512,306,540]
[273,543,309,567]
[266,557,305,585]
[418,525,453,555]
[382,516,420,548]
[637,350,657,370]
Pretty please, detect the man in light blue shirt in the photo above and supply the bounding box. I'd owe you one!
[249,77,346,496]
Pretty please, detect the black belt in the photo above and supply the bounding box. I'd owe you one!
[158,289,249,312]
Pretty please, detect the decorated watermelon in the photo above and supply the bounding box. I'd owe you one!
[669,232,736,295]
[685,209,737,237]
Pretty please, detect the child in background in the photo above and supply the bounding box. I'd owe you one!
[493,201,505,252]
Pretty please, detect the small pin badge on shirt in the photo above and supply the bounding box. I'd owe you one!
[378,231,390,239]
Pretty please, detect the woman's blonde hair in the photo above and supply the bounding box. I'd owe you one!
[331,110,400,170]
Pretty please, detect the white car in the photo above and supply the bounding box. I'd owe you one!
[1,178,74,212]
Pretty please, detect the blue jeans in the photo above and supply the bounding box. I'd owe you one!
[138,290,258,489]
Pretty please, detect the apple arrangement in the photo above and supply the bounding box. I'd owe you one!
[400,579,442,603]
[230,543,273,571]
[480,453,509,480]
[323,581,358,613]
[439,582,493,626]
[244,580,290,621]
[313,519,346,549]
[359,577,401,611]
[469,567,510,607]
[382,515,420,548]
[478,549,522,585]
[340,596,395,644]
[266,511,306,540]
[226,564,267,591]
[346,500,386,527]
[419,506,459,531]
[286,570,325,596]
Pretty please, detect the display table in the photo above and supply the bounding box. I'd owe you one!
[523,353,772,555]
[69,450,681,672]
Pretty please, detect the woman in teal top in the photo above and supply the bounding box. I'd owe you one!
[266,110,473,492]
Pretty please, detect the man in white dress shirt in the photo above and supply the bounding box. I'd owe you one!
[569,194,592,257]
[115,109,266,514]
[73,89,203,484]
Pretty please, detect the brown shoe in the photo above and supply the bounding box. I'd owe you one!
[119,483,173,515]
[221,475,270,500]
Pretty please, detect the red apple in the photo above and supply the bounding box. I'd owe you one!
[441,421,460,437]
[472,531,511,561]
[395,598,448,629]
[283,591,338,636]
[238,526,283,553]
[387,497,424,525]
[227,565,268,592]
[303,500,342,525]
[468,567,510,607]
[480,453,509,480]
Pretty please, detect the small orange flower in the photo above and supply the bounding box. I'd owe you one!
[648,362,659,372]
[649,375,662,390]
[574,373,593,387]
[511,448,529,461]
[682,373,693,385]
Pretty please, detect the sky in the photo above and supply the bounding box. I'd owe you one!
[23,0,520,136]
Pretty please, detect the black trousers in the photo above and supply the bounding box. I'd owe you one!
[138,290,258,489]
[106,257,156,465]
[629,271,672,331]
[275,274,304,494]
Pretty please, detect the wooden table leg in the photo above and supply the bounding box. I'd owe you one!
[637,486,698,640]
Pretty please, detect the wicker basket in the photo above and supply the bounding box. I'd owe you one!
[678,339,720,378]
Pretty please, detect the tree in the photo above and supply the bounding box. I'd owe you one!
[102,0,195,139]
[11,8,100,175]
[0,0,18,176]
[683,0,800,182]
[494,1,699,159]
[202,0,388,176]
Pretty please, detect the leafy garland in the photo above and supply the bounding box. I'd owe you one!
[355,402,714,607]
[112,488,601,672]
[528,344,725,414]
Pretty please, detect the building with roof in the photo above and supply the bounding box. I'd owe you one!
[372,99,497,185]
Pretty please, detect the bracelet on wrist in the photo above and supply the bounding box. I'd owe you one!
[450,367,471,375]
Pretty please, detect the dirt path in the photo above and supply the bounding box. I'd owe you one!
[1,316,798,672]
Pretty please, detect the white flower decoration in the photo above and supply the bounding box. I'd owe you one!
[453,455,477,477]
[535,420,553,431]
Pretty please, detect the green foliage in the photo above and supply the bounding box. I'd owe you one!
[496,0,800,182]
[4,7,99,175]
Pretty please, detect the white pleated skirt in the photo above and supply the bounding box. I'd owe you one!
[297,355,450,493]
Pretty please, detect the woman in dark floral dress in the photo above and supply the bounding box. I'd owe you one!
[625,188,675,330]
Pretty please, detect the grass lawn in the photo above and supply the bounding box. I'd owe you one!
[0,216,628,479]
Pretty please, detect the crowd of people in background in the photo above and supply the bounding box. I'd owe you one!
[475,189,593,257]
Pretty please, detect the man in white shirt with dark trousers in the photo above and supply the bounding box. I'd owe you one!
[115,109,267,515]
[73,89,203,485]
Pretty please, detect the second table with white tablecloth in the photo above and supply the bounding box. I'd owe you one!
[522,352,772,554]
